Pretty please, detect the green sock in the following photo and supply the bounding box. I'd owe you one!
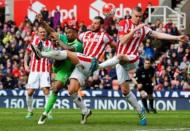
[44,91,58,114]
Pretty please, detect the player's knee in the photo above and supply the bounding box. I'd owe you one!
[117,54,123,60]
[120,83,130,96]
[52,81,62,94]
[43,87,50,95]
[117,54,125,60]
[27,89,34,96]
[68,79,80,95]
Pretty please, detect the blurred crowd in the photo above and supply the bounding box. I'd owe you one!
[0,6,189,91]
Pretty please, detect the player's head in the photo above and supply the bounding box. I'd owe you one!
[131,6,143,25]
[144,58,153,69]
[65,26,78,42]
[91,16,104,32]
[37,25,47,40]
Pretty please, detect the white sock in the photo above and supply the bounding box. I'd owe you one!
[44,94,49,108]
[71,93,88,114]
[99,56,119,69]
[126,91,141,114]
[41,50,67,60]
[26,93,33,112]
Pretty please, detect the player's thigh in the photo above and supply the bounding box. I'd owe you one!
[40,72,51,88]
[68,78,81,94]
[55,68,72,86]
[69,67,87,87]
[116,64,130,85]
[26,72,40,89]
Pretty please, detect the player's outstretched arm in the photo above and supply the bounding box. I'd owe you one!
[151,31,188,43]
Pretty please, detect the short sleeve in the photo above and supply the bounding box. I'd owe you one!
[117,19,127,36]
[103,33,113,44]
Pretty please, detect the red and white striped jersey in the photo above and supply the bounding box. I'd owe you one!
[78,31,113,59]
[26,35,53,72]
[117,19,152,63]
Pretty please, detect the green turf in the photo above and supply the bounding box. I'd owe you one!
[0,108,190,131]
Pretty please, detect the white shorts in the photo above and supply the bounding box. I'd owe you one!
[116,61,139,85]
[70,53,94,87]
[26,72,51,89]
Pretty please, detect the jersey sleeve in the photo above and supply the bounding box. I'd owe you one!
[71,40,83,53]
[103,33,113,44]
[117,19,127,36]
[59,34,68,44]
[26,44,31,53]
[144,25,153,36]
[78,32,85,41]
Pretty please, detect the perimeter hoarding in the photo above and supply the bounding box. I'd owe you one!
[14,0,158,25]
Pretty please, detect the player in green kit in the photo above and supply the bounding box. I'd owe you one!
[37,23,83,124]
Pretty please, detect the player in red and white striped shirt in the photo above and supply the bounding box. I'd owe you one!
[31,16,116,124]
[24,25,53,119]
[98,6,188,126]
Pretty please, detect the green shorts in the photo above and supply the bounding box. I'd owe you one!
[53,60,74,85]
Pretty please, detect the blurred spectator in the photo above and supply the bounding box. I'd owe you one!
[53,7,61,29]
[40,7,49,22]
[143,39,155,59]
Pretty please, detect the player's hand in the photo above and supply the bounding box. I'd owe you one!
[24,65,30,73]
[134,23,146,32]
[177,35,188,43]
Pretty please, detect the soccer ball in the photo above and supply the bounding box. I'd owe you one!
[102,3,115,17]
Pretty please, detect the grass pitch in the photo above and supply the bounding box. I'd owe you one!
[0,108,190,131]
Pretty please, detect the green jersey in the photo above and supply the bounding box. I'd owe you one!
[53,34,83,85]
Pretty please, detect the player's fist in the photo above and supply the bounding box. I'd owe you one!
[24,65,30,73]
[177,35,188,43]
[134,24,146,32]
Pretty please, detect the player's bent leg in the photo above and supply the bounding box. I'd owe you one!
[38,81,63,125]
[41,50,68,60]
[25,89,35,119]
[120,82,147,126]
[66,51,80,65]
[68,79,92,124]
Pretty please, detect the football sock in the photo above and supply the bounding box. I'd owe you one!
[44,91,57,114]
[126,91,141,114]
[26,93,33,112]
[41,50,67,60]
[71,93,88,114]
[99,56,119,69]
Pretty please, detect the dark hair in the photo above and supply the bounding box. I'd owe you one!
[133,6,142,12]
[38,24,46,30]
[144,57,153,64]
[94,16,104,24]
[67,25,78,32]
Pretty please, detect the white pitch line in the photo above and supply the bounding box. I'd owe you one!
[135,128,190,131]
